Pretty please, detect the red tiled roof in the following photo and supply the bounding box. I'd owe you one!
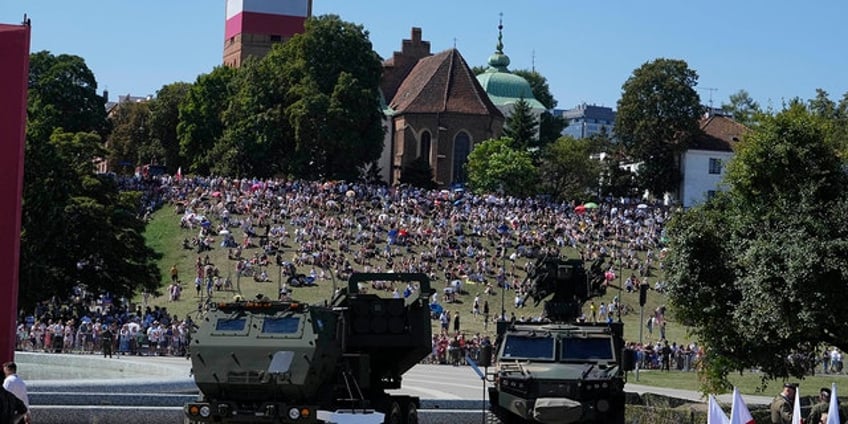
[389,49,502,118]
[691,114,749,152]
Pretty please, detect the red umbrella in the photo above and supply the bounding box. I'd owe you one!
[574,205,586,214]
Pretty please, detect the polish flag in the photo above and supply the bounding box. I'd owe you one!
[826,383,839,424]
[791,385,802,424]
[175,167,182,182]
[729,387,755,424]
[708,394,730,424]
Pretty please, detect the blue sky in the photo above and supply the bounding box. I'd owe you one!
[2,0,846,110]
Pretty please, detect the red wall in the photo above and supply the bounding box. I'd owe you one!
[0,23,30,362]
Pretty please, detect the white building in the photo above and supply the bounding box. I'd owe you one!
[679,114,748,208]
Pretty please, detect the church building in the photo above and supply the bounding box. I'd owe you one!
[381,28,504,186]
[379,21,546,187]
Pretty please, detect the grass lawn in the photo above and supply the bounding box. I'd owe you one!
[632,367,848,397]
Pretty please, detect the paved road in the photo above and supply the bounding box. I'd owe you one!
[19,352,775,406]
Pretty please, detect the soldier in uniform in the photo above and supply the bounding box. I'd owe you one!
[101,325,114,358]
[770,383,797,424]
[808,387,844,424]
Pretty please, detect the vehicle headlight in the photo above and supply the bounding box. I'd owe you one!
[199,405,211,418]
[288,407,301,420]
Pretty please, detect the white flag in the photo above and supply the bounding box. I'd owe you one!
[708,394,730,424]
[791,385,801,424]
[826,383,839,424]
[730,387,755,424]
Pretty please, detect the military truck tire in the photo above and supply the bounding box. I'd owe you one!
[403,401,418,424]
[384,400,402,424]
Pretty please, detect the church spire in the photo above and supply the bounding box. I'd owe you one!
[496,13,504,54]
[488,12,510,71]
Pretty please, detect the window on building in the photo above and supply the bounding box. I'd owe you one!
[708,158,722,174]
[452,132,471,184]
[270,35,282,42]
[420,131,431,161]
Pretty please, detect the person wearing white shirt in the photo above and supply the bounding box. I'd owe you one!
[3,361,30,423]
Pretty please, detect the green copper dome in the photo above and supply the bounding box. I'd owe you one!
[476,16,546,110]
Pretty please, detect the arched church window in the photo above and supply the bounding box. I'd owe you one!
[452,132,471,184]
[420,131,431,161]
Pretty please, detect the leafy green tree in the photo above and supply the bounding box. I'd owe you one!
[26,51,109,141]
[616,58,702,197]
[360,161,386,185]
[399,157,437,189]
[663,103,848,393]
[177,66,237,174]
[276,15,385,180]
[802,89,848,159]
[21,51,160,310]
[538,136,600,201]
[215,56,290,177]
[502,98,539,151]
[466,137,537,196]
[722,89,761,127]
[148,82,191,171]
[106,101,152,173]
[808,88,837,119]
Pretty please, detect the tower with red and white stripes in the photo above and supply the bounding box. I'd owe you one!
[223,0,312,67]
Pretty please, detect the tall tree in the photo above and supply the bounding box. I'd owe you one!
[538,136,600,201]
[21,51,160,310]
[615,58,702,197]
[105,101,152,173]
[148,82,191,172]
[215,56,290,177]
[276,15,385,180]
[664,102,848,393]
[466,137,537,196]
[502,98,539,151]
[721,89,761,127]
[177,66,237,174]
[26,51,109,141]
[399,157,437,189]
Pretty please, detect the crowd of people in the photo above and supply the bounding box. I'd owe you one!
[15,174,681,366]
[159,176,677,366]
[14,287,191,359]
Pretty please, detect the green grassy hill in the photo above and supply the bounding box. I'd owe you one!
[141,205,686,346]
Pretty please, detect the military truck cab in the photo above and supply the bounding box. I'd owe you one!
[490,322,627,424]
[185,273,433,424]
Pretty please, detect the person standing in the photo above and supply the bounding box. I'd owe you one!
[2,362,29,424]
[101,325,114,358]
[770,383,796,424]
[0,385,28,424]
[808,387,844,424]
[453,312,461,335]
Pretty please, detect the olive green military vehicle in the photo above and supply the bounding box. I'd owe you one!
[487,256,633,424]
[184,273,434,424]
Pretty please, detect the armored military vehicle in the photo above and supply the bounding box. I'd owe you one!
[184,273,434,424]
[487,256,633,424]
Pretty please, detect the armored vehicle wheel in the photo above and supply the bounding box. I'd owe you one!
[403,401,418,424]
[384,400,402,424]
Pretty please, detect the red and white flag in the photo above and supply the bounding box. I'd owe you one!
[708,394,730,424]
[826,383,839,424]
[729,387,755,424]
[175,166,182,181]
[791,386,801,424]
